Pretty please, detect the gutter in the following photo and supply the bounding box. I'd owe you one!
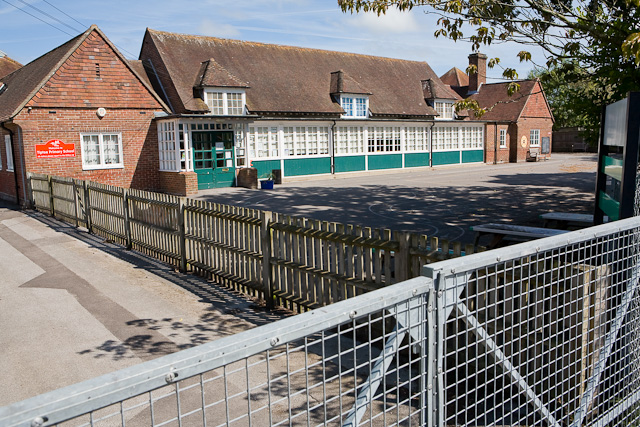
[1,121,20,205]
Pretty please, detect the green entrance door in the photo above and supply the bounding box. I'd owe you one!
[192,131,236,189]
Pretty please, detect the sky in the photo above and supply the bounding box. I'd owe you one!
[0,0,546,81]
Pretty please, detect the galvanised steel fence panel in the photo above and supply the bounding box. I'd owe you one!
[0,276,434,427]
[424,216,640,427]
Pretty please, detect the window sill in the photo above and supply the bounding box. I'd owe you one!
[82,164,125,171]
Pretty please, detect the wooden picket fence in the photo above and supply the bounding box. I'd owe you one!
[27,173,482,312]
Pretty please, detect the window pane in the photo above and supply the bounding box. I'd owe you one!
[283,127,294,156]
[207,92,224,115]
[103,134,120,164]
[355,98,367,117]
[341,97,354,116]
[227,93,243,115]
[83,135,100,165]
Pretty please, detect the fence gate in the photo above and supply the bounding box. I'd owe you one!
[425,217,640,427]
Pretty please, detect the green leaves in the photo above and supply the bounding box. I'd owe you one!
[517,51,532,62]
[622,32,640,65]
[338,0,640,144]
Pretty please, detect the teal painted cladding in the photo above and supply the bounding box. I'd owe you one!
[432,151,460,166]
[404,153,429,168]
[335,156,366,173]
[284,157,331,176]
[251,160,281,179]
[461,150,484,163]
[368,154,402,170]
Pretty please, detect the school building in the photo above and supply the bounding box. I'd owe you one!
[0,25,553,203]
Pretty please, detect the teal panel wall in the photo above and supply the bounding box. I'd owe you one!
[251,160,281,179]
[335,156,366,173]
[461,150,484,163]
[432,151,460,166]
[404,153,430,168]
[284,157,331,176]
[367,154,403,170]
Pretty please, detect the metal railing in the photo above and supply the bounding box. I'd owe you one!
[3,216,640,426]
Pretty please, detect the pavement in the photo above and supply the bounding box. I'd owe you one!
[0,201,288,407]
[197,153,598,244]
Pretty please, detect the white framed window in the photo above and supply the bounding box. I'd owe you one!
[80,133,123,170]
[434,101,454,120]
[367,126,401,153]
[205,90,246,116]
[5,136,12,171]
[341,95,369,119]
[336,126,365,154]
[499,129,507,148]
[405,127,429,152]
[233,123,246,167]
[158,121,179,171]
[530,129,540,147]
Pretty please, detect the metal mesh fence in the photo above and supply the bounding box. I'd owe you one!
[425,216,640,427]
[1,277,433,427]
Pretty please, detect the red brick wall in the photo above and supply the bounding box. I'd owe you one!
[484,123,511,164]
[0,126,17,202]
[14,108,160,191]
[4,28,177,204]
[515,81,554,161]
[158,171,198,196]
[27,31,162,110]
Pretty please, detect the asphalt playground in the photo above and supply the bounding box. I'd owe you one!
[197,153,598,244]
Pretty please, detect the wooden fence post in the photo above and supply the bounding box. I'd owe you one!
[396,231,411,283]
[178,197,187,273]
[261,210,274,309]
[83,180,92,233]
[72,179,79,228]
[48,175,55,218]
[122,188,132,250]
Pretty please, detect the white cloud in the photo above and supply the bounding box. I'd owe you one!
[198,18,241,38]
[350,8,421,34]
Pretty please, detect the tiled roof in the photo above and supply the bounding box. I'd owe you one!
[141,29,440,118]
[422,78,460,100]
[440,67,468,87]
[469,80,539,121]
[0,53,22,79]
[0,34,83,121]
[195,59,249,88]
[0,26,169,122]
[330,70,371,95]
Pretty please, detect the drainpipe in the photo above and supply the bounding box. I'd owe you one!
[428,121,435,167]
[494,122,498,165]
[1,122,20,205]
[331,120,337,175]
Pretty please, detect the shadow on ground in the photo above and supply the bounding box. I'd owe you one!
[197,170,596,243]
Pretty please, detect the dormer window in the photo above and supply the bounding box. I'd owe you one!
[340,95,368,119]
[205,89,246,115]
[434,100,454,120]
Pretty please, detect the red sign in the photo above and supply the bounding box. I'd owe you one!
[36,139,76,158]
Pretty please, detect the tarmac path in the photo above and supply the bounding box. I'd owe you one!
[0,201,287,406]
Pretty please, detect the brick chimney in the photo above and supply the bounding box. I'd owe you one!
[468,53,487,93]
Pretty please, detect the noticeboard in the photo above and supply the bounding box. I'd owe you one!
[594,92,640,224]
